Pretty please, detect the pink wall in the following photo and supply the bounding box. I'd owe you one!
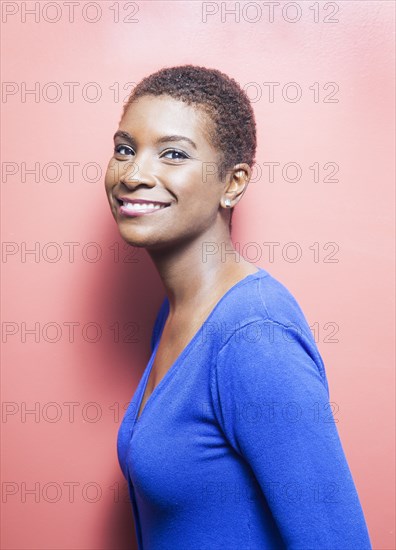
[2,1,394,548]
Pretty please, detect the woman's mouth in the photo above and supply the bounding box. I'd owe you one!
[116,199,171,217]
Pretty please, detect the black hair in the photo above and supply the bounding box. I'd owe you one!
[121,65,257,233]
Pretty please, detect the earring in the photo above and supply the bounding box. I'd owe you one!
[224,198,232,208]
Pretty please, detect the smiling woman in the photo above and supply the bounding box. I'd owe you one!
[105,92,247,249]
[105,65,372,550]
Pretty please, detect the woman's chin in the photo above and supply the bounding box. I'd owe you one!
[117,227,166,250]
[119,230,151,248]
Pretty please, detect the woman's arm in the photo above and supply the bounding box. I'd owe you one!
[211,319,372,549]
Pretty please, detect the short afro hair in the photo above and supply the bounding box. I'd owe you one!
[121,65,257,233]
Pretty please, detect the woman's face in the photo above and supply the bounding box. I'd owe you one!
[104,94,229,250]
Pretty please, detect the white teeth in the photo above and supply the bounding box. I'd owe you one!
[122,202,165,211]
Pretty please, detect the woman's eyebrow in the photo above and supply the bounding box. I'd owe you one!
[155,135,197,150]
[113,131,197,150]
[113,130,134,143]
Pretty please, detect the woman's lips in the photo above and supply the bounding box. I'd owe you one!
[117,201,171,217]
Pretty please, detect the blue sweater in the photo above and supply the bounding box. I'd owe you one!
[117,267,372,549]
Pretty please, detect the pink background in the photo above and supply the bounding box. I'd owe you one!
[1,1,395,548]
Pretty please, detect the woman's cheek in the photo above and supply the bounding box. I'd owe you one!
[104,158,119,186]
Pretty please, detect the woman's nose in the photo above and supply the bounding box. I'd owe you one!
[120,159,156,188]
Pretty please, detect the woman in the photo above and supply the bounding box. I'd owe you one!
[105,65,372,550]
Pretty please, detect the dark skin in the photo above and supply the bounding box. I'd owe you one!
[104,94,259,420]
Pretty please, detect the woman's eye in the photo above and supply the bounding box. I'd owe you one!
[161,149,189,160]
[114,144,134,156]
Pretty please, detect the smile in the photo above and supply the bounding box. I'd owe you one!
[117,200,171,217]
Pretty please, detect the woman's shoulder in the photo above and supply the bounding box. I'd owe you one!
[150,267,315,353]
[257,268,312,328]
[213,268,330,397]
[219,267,314,341]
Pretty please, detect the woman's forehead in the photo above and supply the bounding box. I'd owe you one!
[121,94,216,147]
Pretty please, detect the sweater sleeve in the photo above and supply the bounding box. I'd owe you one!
[211,319,372,550]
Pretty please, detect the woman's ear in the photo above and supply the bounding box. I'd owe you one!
[222,163,252,209]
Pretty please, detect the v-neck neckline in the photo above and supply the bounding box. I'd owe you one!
[131,266,267,431]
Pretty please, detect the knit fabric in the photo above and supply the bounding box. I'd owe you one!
[117,267,372,550]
